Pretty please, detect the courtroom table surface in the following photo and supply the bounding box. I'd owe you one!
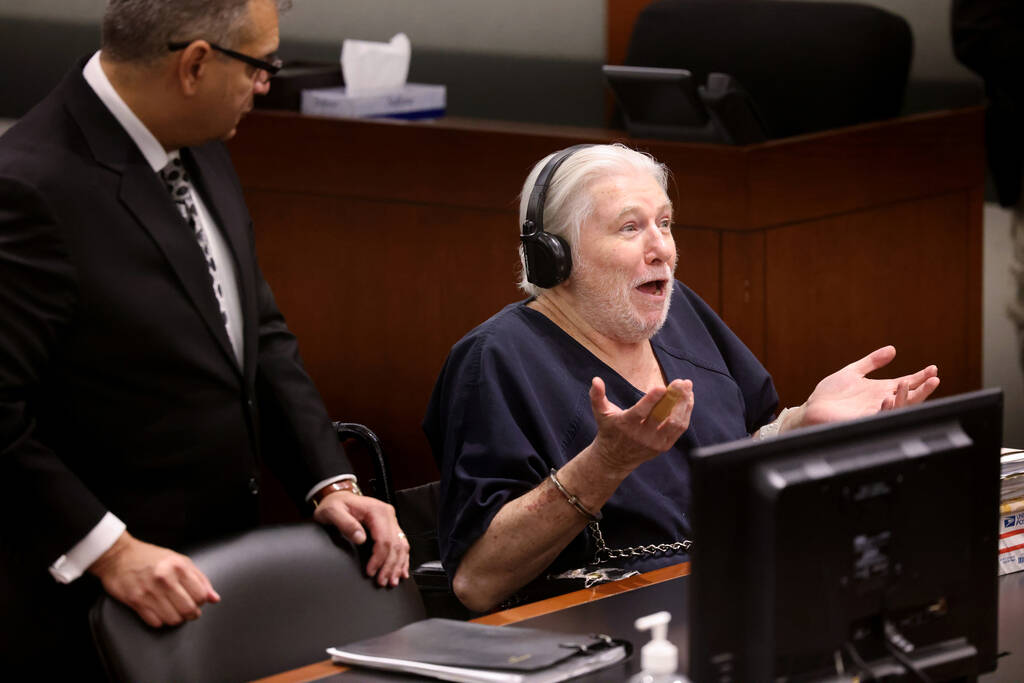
[255,564,1024,682]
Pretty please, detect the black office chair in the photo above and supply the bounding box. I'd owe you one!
[89,523,426,682]
[624,0,913,139]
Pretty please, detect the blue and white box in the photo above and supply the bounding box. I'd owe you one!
[300,83,446,121]
[999,501,1024,575]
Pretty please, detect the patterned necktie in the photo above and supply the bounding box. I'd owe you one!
[159,152,238,356]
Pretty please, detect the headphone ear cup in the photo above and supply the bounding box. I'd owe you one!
[522,231,572,288]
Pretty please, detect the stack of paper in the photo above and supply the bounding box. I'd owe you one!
[999,448,1024,575]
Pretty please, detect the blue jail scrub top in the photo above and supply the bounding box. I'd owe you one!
[423,280,779,584]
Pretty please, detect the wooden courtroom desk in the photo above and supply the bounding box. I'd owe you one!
[228,108,984,489]
[255,564,1024,682]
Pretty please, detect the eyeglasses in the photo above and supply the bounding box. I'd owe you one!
[167,41,283,79]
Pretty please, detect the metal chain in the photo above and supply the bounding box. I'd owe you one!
[588,520,693,565]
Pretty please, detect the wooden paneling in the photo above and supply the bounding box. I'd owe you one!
[247,192,522,487]
[657,143,748,229]
[228,107,984,490]
[966,185,985,389]
[763,193,974,410]
[606,0,651,67]
[746,109,987,228]
[231,114,610,211]
[675,227,720,310]
[720,230,766,359]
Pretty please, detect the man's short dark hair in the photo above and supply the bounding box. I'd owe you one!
[101,0,292,64]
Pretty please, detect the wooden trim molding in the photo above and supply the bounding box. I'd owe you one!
[606,0,650,66]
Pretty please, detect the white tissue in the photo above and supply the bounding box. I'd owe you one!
[341,33,411,96]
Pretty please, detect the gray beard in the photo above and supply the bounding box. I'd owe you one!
[570,260,675,343]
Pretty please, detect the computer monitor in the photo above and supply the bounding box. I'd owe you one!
[602,65,769,145]
[689,388,1003,682]
[602,64,719,143]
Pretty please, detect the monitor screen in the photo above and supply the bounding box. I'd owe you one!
[603,65,708,126]
[689,388,1003,682]
[602,65,769,145]
[602,64,718,143]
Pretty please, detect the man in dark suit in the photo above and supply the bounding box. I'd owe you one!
[0,0,408,671]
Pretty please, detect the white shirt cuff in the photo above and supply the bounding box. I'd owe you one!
[305,473,357,502]
[49,512,126,584]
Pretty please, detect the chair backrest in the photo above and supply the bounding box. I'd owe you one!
[625,0,913,139]
[90,523,425,682]
[395,480,442,570]
[394,480,478,620]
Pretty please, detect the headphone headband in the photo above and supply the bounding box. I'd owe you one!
[520,144,592,288]
[522,144,592,237]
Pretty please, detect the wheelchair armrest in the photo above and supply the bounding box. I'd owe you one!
[332,422,394,505]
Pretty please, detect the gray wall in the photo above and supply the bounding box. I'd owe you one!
[0,0,605,60]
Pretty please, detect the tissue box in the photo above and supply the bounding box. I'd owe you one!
[1000,498,1024,576]
[301,83,446,121]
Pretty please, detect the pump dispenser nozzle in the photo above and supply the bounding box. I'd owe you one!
[634,611,678,676]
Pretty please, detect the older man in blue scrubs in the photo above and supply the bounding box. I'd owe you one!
[424,144,940,613]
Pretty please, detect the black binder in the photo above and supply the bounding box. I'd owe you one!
[327,618,630,683]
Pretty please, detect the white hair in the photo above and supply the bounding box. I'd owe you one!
[517,143,669,297]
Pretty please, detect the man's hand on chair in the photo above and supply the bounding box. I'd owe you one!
[314,492,410,586]
[88,531,220,627]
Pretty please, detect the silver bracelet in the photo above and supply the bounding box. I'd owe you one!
[548,468,602,522]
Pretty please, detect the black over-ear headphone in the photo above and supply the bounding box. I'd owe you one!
[520,144,592,288]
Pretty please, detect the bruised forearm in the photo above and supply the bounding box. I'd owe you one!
[452,446,630,612]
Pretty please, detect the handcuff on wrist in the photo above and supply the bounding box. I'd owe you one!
[549,468,602,522]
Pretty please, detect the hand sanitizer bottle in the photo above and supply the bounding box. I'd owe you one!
[627,611,691,683]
